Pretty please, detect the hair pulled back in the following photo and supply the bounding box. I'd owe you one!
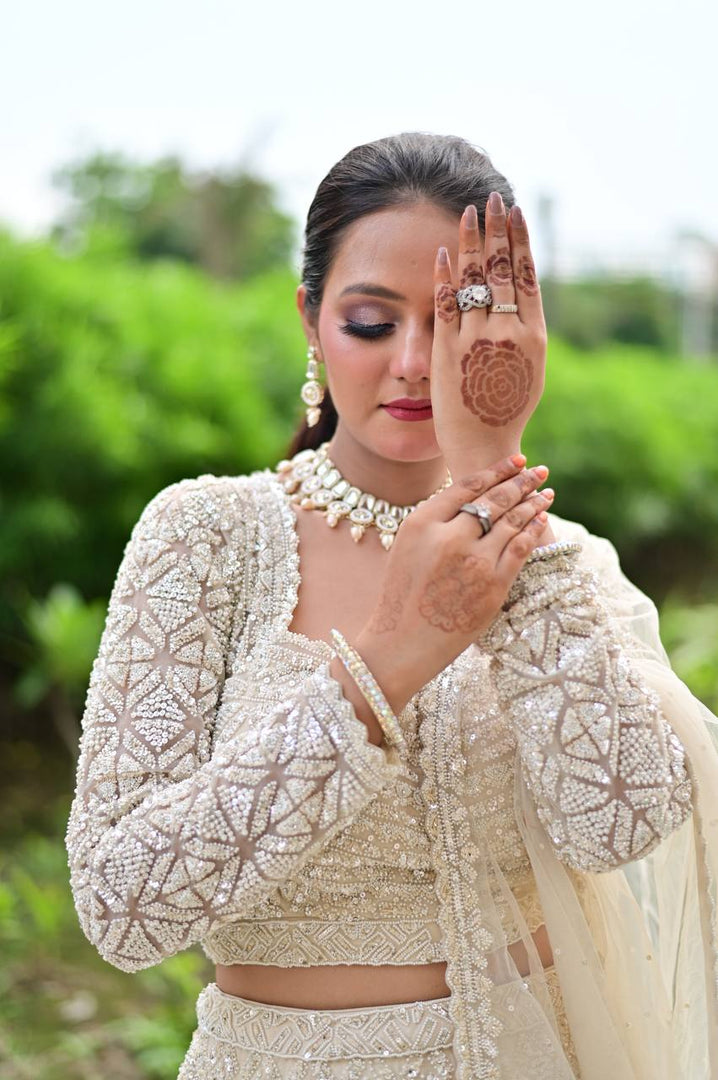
[286,131,514,457]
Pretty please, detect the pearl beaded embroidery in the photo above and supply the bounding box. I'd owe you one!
[330,628,406,751]
[65,467,693,1079]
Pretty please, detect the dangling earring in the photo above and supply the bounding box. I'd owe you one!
[300,344,325,427]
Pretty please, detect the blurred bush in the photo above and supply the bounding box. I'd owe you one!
[50,150,297,282]
[0,808,209,1078]
[14,584,107,758]
[659,598,718,714]
[1,225,717,735]
[544,274,682,353]
[522,337,718,597]
[0,227,305,695]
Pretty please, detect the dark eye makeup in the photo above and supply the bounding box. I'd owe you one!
[339,320,394,340]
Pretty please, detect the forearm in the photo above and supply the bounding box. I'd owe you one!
[482,542,692,872]
[328,654,387,746]
[67,663,400,971]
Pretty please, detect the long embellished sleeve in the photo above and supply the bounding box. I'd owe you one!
[481,532,693,874]
[65,476,401,973]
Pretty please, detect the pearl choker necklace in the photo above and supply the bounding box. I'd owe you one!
[275,442,452,550]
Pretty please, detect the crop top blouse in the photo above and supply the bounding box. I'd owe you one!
[65,466,693,974]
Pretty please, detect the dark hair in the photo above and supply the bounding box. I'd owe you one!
[285,131,515,457]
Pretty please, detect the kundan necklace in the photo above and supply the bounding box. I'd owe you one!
[275,442,452,550]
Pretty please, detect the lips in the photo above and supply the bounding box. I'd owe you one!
[381,399,433,422]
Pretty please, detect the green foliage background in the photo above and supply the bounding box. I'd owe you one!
[0,219,716,1078]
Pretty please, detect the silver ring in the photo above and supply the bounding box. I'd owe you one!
[490,303,518,313]
[457,502,492,535]
[456,284,493,311]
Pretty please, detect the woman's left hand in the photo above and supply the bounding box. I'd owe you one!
[430,193,547,478]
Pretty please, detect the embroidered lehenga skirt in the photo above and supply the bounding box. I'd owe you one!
[177,965,579,1079]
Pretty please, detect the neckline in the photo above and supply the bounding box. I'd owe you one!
[266,470,336,661]
[261,467,564,670]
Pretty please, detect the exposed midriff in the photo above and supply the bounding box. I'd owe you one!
[215,924,554,1008]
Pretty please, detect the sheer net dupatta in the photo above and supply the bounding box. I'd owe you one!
[519,517,718,1080]
[417,513,718,1080]
[416,665,577,1080]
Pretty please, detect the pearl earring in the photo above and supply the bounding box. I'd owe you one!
[300,345,325,427]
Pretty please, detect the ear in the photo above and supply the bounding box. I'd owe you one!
[296,283,319,351]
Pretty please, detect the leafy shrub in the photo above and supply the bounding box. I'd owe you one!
[659,598,718,713]
[0,229,304,656]
[523,338,718,595]
[1,227,717,714]
[0,807,210,1078]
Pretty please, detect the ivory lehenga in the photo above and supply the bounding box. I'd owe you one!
[65,458,718,1078]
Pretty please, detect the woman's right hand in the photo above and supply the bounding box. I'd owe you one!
[353,454,553,716]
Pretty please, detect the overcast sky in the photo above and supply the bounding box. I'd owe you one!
[2,0,716,279]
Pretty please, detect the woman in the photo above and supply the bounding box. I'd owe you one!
[66,133,718,1079]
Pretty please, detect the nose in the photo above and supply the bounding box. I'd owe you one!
[387,318,433,385]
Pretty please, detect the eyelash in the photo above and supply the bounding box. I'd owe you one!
[339,321,394,339]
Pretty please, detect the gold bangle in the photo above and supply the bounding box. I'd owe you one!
[330,629,406,751]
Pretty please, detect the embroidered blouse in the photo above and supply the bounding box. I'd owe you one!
[65,467,693,975]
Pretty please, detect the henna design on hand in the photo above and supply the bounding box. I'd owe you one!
[516,255,539,296]
[436,283,459,323]
[486,246,513,287]
[460,338,533,427]
[458,464,510,491]
[417,553,492,633]
[367,568,411,634]
[487,486,514,511]
[459,262,486,288]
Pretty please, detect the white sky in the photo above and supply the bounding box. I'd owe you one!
[2,0,716,279]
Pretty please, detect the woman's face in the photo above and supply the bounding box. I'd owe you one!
[297,199,462,464]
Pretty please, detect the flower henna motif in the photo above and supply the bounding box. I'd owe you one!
[485,246,513,286]
[460,338,533,427]
[368,569,411,634]
[516,255,539,296]
[418,554,492,633]
[459,261,485,289]
[436,283,458,323]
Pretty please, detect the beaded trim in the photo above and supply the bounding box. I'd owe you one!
[193,982,455,1060]
[501,540,583,612]
[525,539,582,564]
[330,629,406,752]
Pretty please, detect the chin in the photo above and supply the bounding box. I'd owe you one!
[371,420,442,463]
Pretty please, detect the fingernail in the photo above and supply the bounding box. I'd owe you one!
[510,453,527,467]
[533,465,549,480]
[541,488,555,500]
[510,204,524,226]
[488,191,503,213]
[464,204,478,228]
[438,246,448,266]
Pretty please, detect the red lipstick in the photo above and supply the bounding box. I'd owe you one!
[381,397,433,422]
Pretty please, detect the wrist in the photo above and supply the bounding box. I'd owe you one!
[330,630,408,752]
[478,540,584,651]
[329,655,387,746]
[505,540,584,608]
[446,444,521,480]
[354,629,415,718]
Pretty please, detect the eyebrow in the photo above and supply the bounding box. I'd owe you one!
[338,283,407,301]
